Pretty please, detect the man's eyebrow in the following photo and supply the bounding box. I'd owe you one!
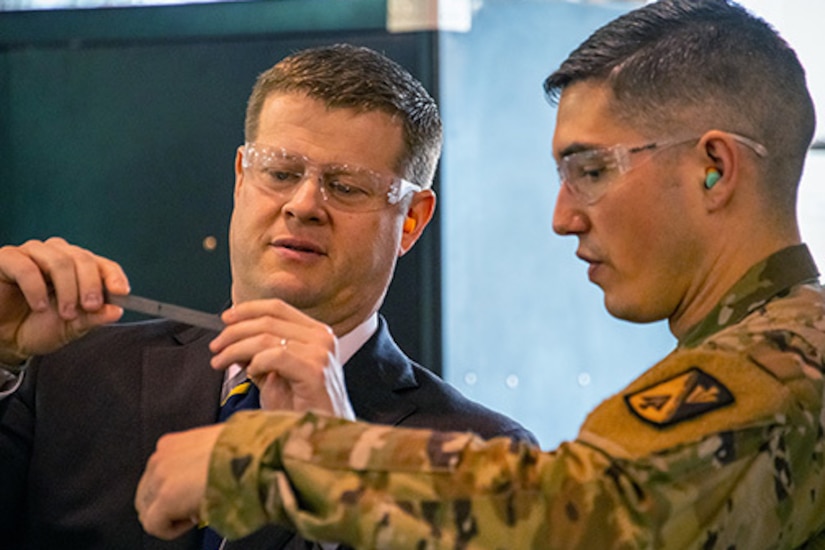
[558,142,600,158]
[323,163,368,176]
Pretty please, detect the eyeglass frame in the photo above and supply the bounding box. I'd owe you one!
[240,142,423,213]
[556,132,768,205]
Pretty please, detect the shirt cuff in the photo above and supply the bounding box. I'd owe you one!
[0,357,30,398]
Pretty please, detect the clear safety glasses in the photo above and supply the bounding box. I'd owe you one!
[556,133,767,204]
[241,142,422,213]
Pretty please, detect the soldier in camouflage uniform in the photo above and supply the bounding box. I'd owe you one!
[137,0,825,547]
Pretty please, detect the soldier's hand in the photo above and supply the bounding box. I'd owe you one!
[0,237,129,364]
[136,424,222,539]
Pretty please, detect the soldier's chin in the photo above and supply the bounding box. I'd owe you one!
[603,296,663,325]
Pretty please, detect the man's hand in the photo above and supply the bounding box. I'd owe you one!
[210,300,355,419]
[0,238,130,363]
[136,424,223,540]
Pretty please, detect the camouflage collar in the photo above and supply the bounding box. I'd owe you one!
[679,244,819,348]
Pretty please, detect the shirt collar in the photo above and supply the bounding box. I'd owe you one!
[337,313,379,365]
[680,244,820,348]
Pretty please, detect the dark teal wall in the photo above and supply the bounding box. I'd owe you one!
[0,0,442,369]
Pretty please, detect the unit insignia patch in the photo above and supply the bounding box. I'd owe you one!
[625,367,734,428]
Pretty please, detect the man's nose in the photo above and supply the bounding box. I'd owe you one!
[283,172,328,217]
[552,182,589,236]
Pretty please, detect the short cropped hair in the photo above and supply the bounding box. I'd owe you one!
[544,0,815,215]
[245,43,443,189]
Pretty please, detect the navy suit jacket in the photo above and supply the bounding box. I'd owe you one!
[0,316,536,549]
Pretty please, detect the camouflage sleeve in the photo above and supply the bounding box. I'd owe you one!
[203,348,825,549]
[204,409,655,548]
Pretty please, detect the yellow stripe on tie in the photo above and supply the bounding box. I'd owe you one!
[220,381,252,407]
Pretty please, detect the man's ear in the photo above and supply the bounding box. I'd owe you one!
[399,189,436,257]
[234,146,246,197]
[699,131,739,211]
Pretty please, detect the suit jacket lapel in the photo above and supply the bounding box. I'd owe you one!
[140,325,223,455]
[344,316,420,426]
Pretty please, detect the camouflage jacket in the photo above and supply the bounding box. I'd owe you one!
[204,244,825,549]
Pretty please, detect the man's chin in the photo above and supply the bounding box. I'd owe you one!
[604,297,666,325]
[235,279,317,306]
[603,291,638,323]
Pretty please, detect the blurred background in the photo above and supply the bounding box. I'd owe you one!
[2,0,823,448]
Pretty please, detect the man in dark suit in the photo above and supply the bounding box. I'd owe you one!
[0,44,535,550]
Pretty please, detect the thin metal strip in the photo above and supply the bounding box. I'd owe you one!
[106,293,224,332]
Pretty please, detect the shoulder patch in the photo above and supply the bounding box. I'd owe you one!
[624,367,734,428]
